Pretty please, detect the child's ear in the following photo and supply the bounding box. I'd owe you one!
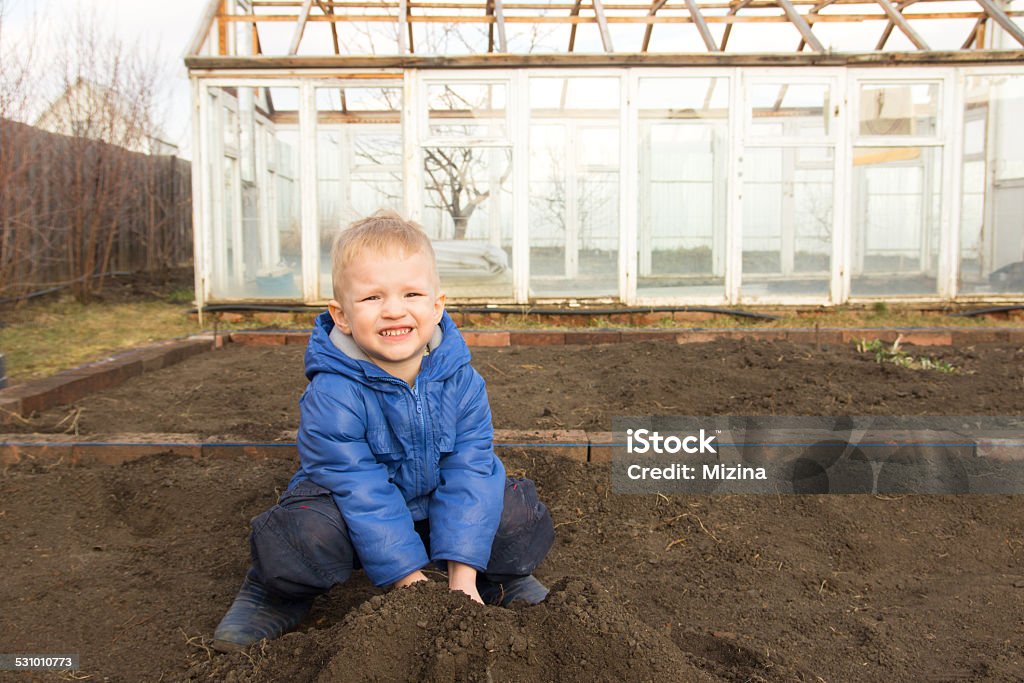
[328,300,351,334]
[434,292,446,324]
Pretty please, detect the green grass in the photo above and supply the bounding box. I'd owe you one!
[0,297,269,382]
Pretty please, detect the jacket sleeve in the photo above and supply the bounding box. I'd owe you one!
[428,369,506,571]
[297,382,429,587]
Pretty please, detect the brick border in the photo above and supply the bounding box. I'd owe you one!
[4,430,1021,467]
[227,326,1024,349]
[0,431,595,466]
[0,336,215,423]
[200,308,1024,329]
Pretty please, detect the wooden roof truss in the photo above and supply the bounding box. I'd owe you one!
[188,0,1024,58]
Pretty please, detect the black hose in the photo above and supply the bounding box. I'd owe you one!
[189,303,780,321]
[949,305,1024,318]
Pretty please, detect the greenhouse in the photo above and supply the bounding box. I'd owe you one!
[185,0,1024,307]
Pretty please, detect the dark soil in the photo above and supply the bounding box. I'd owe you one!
[1,452,1022,682]
[183,578,718,683]
[2,338,1024,681]
[9,338,1024,439]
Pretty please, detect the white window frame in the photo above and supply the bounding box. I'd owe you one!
[846,68,956,302]
[628,68,735,307]
[736,69,847,306]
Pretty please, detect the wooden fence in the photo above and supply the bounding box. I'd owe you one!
[0,120,192,301]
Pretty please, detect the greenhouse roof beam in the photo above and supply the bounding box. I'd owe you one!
[487,0,509,52]
[288,0,316,55]
[212,9,1024,22]
[641,0,669,52]
[568,0,583,52]
[190,0,224,56]
[961,16,987,48]
[314,0,342,54]
[975,0,1024,47]
[188,0,1024,58]
[797,0,840,51]
[720,0,756,52]
[874,0,917,50]
[875,0,930,49]
[186,49,1024,69]
[593,0,615,51]
[685,0,720,51]
[398,0,409,52]
[777,0,825,52]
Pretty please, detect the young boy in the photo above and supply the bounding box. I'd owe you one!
[212,211,554,651]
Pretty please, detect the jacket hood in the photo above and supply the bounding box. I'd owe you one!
[304,310,471,387]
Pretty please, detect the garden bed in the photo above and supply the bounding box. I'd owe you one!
[2,338,1023,681]
[5,337,1024,439]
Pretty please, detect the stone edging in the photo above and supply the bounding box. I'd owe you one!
[2,429,1022,467]
[0,337,214,424]
[229,327,1024,349]
[3,326,1023,424]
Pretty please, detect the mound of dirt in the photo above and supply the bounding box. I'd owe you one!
[179,578,718,683]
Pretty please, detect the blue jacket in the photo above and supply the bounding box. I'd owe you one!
[288,311,506,587]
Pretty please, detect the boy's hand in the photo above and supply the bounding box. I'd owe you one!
[447,561,483,604]
[393,570,428,589]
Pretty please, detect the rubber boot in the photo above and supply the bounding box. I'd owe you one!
[212,575,313,652]
[478,575,549,606]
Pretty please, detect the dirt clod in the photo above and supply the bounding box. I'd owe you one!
[179,579,717,683]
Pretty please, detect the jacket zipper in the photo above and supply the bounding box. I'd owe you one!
[411,382,430,490]
[377,376,430,495]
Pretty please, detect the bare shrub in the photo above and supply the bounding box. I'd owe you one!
[0,4,191,303]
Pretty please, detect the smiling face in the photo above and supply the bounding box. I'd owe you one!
[328,246,445,385]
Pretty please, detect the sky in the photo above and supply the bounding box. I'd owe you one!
[1,0,211,156]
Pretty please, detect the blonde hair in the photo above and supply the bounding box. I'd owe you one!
[331,210,438,300]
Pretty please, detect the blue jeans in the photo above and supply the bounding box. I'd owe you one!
[248,477,554,604]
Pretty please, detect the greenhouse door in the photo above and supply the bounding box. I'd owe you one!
[737,71,845,305]
[847,70,956,300]
[632,72,732,305]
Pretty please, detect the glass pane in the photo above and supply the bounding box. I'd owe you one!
[420,147,513,299]
[315,86,401,112]
[637,77,729,300]
[530,77,620,114]
[741,147,833,299]
[427,83,506,138]
[316,87,403,299]
[272,129,302,298]
[750,83,830,138]
[207,86,303,300]
[529,78,620,299]
[222,156,237,288]
[959,75,1024,295]
[851,147,941,296]
[267,86,299,114]
[637,77,728,118]
[223,106,238,152]
[859,83,939,137]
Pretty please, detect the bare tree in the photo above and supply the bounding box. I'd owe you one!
[423,147,511,240]
[0,0,44,299]
[0,5,186,303]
